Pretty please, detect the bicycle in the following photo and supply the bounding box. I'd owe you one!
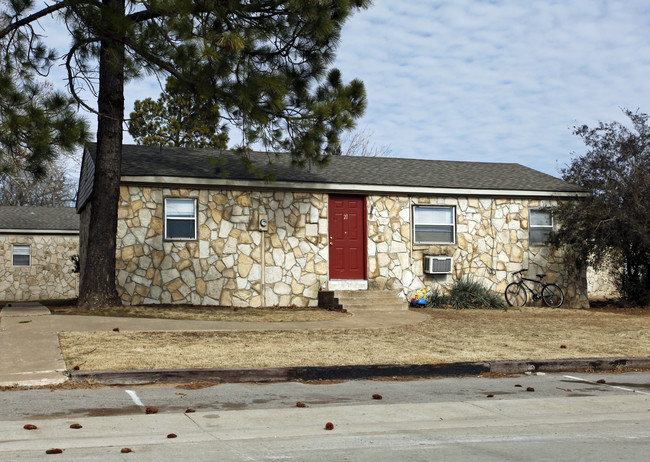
[504,269,564,308]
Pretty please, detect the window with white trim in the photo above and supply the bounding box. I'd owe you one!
[413,206,456,244]
[529,209,554,246]
[164,198,197,240]
[12,244,31,266]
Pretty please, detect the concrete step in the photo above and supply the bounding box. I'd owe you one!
[334,290,408,312]
[334,290,403,301]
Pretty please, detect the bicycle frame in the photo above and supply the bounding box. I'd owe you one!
[516,275,546,301]
[506,269,565,308]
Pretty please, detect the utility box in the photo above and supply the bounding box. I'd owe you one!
[424,256,453,274]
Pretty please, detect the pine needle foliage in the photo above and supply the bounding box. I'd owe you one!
[427,276,506,310]
[0,67,89,179]
[128,77,229,149]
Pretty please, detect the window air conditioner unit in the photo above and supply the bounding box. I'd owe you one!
[424,256,453,275]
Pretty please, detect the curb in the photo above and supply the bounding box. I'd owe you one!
[70,356,650,386]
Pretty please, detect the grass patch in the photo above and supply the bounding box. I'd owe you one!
[49,304,348,323]
[59,307,650,371]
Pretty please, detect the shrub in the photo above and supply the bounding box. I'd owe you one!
[427,277,506,309]
[426,289,452,308]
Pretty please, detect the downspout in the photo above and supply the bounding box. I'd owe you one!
[408,195,413,263]
[261,229,266,307]
[408,194,414,301]
[490,199,497,276]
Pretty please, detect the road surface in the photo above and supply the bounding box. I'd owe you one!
[1,372,648,461]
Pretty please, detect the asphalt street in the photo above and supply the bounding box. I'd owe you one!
[1,372,649,461]
[2,372,650,420]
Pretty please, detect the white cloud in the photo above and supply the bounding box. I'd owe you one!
[333,0,650,175]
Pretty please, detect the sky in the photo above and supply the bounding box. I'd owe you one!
[40,0,650,178]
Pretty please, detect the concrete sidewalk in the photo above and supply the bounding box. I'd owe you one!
[0,303,67,387]
[0,302,429,387]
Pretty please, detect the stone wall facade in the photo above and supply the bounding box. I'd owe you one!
[587,262,620,300]
[116,186,328,307]
[367,195,588,308]
[0,234,79,301]
[115,185,588,308]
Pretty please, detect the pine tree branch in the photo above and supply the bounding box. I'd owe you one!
[127,8,163,23]
[0,0,100,39]
[65,40,100,115]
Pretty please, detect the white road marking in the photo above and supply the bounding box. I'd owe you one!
[13,370,67,375]
[563,375,650,395]
[125,389,145,406]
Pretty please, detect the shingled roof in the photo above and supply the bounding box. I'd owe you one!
[115,144,584,194]
[77,144,586,211]
[0,206,79,233]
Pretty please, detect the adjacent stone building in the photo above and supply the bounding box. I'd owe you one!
[77,144,590,308]
[0,206,79,301]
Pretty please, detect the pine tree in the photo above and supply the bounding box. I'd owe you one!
[128,77,229,149]
[0,66,89,180]
[1,0,368,308]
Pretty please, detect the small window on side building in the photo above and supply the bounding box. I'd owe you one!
[165,198,197,240]
[529,209,553,246]
[12,244,31,266]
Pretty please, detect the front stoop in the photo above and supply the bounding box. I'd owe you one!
[333,290,408,312]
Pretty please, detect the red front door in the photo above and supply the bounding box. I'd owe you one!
[329,195,366,279]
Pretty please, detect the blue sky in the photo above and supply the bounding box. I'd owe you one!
[329,0,650,176]
[43,0,650,178]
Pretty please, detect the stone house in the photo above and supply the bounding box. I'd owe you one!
[0,206,79,301]
[76,144,590,308]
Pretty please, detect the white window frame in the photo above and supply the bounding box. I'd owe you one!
[12,244,31,267]
[413,205,456,245]
[164,198,197,240]
[529,209,554,246]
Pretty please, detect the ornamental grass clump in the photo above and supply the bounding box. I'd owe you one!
[427,277,506,309]
[425,290,452,308]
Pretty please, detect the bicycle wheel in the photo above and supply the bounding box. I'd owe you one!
[542,283,564,308]
[505,282,527,307]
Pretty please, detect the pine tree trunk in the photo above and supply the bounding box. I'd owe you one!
[77,0,125,309]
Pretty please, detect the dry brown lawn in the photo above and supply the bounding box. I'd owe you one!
[50,305,347,322]
[59,307,650,371]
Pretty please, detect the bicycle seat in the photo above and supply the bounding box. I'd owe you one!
[537,273,546,279]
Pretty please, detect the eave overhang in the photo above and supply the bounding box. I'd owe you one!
[120,175,590,199]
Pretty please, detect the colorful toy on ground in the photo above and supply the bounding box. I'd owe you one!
[410,288,427,307]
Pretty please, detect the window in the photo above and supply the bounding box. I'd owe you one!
[12,244,31,266]
[529,209,553,246]
[413,206,456,244]
[165,198,197,240]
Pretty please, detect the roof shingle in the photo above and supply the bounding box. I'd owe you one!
[0,206,79,232]
[115,144,585,194]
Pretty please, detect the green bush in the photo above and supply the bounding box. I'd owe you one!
[426,277,506,309]
[425,289,452,308]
